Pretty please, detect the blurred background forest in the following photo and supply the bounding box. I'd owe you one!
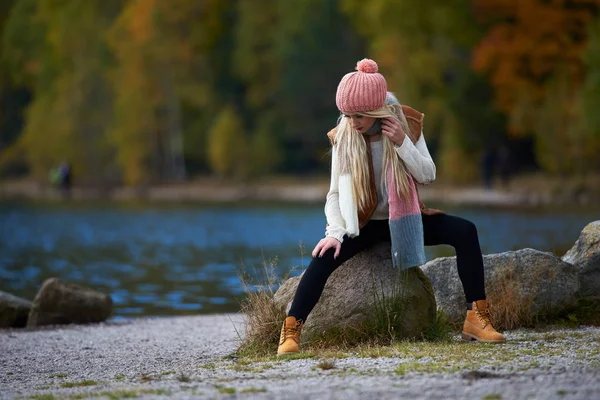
[1,0,600,188]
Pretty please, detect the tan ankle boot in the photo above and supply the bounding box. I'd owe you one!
[462,300,505,343]
[277,316,303,356]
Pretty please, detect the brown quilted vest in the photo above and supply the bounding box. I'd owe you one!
[327,105,443,229]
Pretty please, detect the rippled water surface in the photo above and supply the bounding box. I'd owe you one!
[0,200,597,319]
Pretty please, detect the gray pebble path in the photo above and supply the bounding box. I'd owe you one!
[1,314,599,399]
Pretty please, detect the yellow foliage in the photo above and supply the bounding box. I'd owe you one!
[207,106,249,178]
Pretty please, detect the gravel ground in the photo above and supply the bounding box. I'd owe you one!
[1,314,599,399]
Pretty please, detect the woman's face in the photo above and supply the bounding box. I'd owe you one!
[344,114,377,134]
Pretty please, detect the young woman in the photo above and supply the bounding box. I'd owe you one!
[278,58,504,356]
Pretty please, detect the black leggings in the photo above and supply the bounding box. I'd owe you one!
[288,213,486,322]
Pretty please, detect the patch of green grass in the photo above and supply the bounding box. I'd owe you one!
[49,373,68,379]
[422,310,454,342]
[277,352,317,361]
[231,363,273,373]
[65,393,90,399]
[482,395,502,400]
[200,362,217,370]
[138,373,153,382]
[160,370,176,376]
[565,298,600,326]
[114,375,125,381]
[215,385,236,394]
[177,373,191,382]
[240,387,267,394]
[355,345,397,358]
[63,389,170,399]
[395,361,462,375]
[26,395,58,400]
[101,390,141,399]
[556,389,568,396]
[60,380,97,388]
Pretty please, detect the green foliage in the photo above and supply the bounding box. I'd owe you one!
[207,106,249,178]
[578,16,600,172]
[2,0,121,182]
[1,0,600,183]
[249,113,283,177]
[534,70,576,175]
[340,0,493,182]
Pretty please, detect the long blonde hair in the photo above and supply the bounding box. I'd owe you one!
[335,93,415,211]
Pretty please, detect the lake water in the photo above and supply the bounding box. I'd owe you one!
[0,200,597,320]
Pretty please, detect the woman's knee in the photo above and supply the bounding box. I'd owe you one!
[460,218,478,236]
[441,216,479,247]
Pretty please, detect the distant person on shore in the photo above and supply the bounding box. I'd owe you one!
[49,161,72,198]
[481,145,497,190]
[497,143,511,189]
[277,59,505,356]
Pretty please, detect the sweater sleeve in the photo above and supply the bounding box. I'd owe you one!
[324,146,347,243]
[394,132,436,184]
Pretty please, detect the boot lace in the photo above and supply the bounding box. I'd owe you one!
[475,307,492,328]
[280,321,302,344]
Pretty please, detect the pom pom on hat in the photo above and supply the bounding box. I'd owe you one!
[356,58,378,73]
[336,58,387,114]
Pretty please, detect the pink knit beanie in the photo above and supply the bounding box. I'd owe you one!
[335,58,387,114]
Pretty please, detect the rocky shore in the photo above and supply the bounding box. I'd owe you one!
[1,314,599,400]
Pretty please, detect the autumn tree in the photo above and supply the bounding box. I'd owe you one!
[340,0,494,182]
[2,0,122,182]
[207,105,249,178]
[0,0,29,176]
[472,0,600,174]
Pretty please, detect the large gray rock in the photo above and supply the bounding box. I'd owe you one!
[27,278,113,327]
[274,243,436,340]
[420,248,579,327]
[0,291,32,328]
[562,220,600,297]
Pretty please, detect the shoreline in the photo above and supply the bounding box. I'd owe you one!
[1,313,599,399]
[2,178,599,209]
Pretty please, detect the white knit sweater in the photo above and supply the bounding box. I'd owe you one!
[324,132,436,243]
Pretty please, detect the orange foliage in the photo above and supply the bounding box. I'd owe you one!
[126,0,157,44]
[472,0,600,121]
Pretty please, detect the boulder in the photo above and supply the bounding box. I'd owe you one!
[27,278,113,327]
[562,220,600,297]
[0,291,32,328]
[274,243,436,340]
[420,249,579,328]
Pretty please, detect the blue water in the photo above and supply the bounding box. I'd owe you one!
[0,200,597,319]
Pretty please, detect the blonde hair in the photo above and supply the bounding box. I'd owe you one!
[335,93,416,211]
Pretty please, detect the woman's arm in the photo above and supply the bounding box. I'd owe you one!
[382,117,436,184]
[394,133,436,184]
[324,146,347,242]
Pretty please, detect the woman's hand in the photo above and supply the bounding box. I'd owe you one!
[312,237,342,259]
[381,117,406,146]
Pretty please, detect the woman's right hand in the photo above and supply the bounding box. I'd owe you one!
[312,237,342,259]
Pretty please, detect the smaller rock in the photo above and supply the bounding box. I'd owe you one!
[0,291,32,328]
[562,220,600,298]
[27,278,113,327]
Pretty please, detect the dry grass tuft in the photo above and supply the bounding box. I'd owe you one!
[486,263,548,330]
[235,257,288,357]
[315,359,336,370]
